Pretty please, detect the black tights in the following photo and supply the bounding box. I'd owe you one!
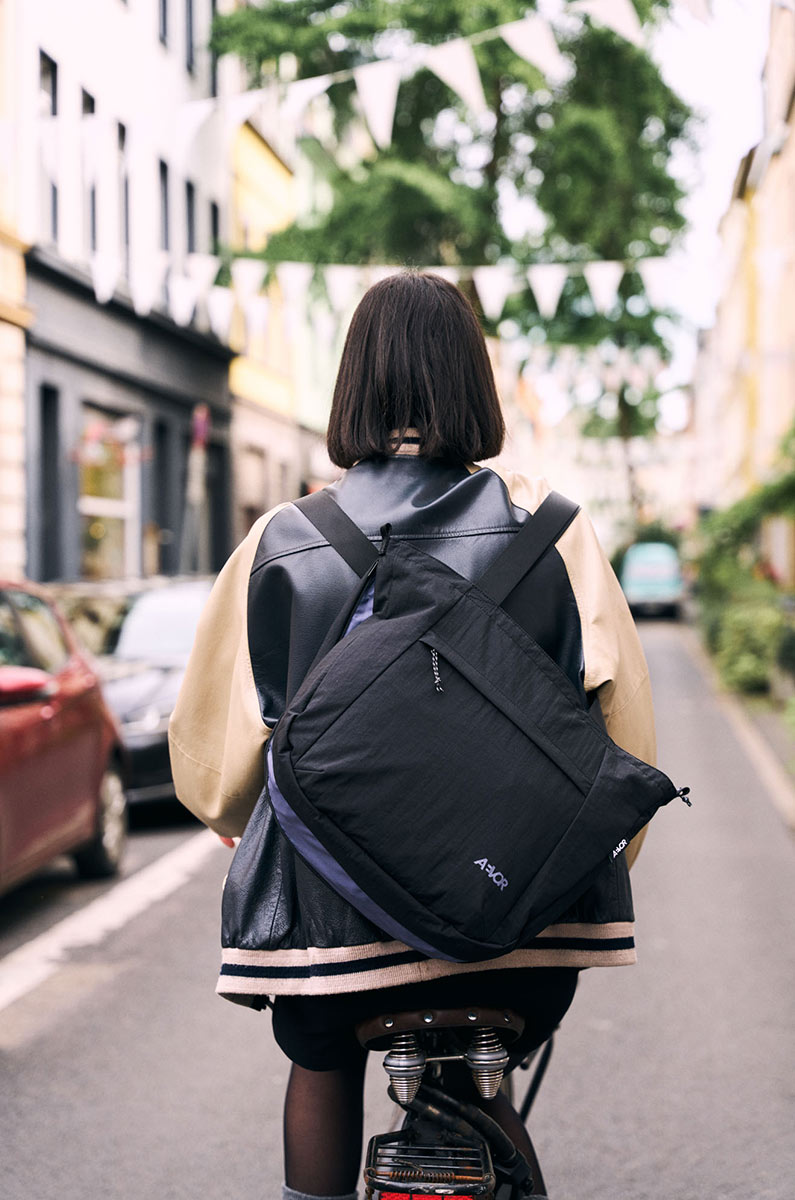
[283,1056,546,1197]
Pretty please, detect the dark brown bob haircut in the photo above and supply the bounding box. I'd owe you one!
[326,270,505,468]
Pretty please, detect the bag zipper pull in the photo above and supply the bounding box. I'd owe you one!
[676,786,692,807]
[378,523,392,555]
[430,647,444,693]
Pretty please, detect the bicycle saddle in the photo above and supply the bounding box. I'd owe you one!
[355,1005,525,1051]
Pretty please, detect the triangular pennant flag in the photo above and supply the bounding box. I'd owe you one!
[81,115,114,185]
[353,60,403,150]
[324,265,363,313]
[425,266,461,285]
[583,260,624,314]
[245,294,270,345]
[186,253,221,300]
[276,261,314,301]
[90,254,121,305]
[636,257,675,311]
[499,16,571,85]
[679,0,711,21]
[175,97,216,168]
[526,263,569,319]
[472,265,518,320]
[207,286,235,342]
[572,0,644,48]
[367,265,401,287]
[129,251,170,318]
[38,116,59,177]
[282,75,333,125]
[423,39,488,117]
[224,87,272,138]
[169,274,199,326]
[231,257,267,303]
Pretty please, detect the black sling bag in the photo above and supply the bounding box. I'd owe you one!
[262,489,688,963]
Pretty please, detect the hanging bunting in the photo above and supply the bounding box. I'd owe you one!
[81,115,114,186]
[175,97,216,169]
[679,0,711,21]
[223,86,275,142]
[526,263,569,319]
[583,260,624,314]
[323,264,363,313]
[276,261,315,300]
[423,39,489,117]
[499,16,571,85]
[353,60,403,150]
[571,0,644,48]
[277,261,315,336]
[245,293,270,346]
[367,265,401,287]
[636,257,675,311]
[472,265,518,320]
[425,266,461,286]
[207,285,235,342]
[90,254,121,305]
[129,251,170,318]
[169,274,200,326]
[231,257,267,304]
[282,75,334,126]
[185,253,221,301]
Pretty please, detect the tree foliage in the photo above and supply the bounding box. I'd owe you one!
[212,0,693,506]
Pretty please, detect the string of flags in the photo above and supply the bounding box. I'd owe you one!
[136,253,683,346]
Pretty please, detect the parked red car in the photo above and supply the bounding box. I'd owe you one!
[0,582,127,896]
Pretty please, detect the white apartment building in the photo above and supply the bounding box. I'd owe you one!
[5,0,249,581]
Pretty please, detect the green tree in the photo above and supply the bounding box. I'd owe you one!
[213,1,693,518]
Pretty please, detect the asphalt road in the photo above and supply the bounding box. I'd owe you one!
[1,621,793,1200]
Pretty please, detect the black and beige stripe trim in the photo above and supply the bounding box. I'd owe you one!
[217,923,636,999]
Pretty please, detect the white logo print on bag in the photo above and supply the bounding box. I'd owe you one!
[474,858,509,890]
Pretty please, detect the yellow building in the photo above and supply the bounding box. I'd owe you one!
[228,122,303,541]
[0,0,31,577]
[693,1,795,522]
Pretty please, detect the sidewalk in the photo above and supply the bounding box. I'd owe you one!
[678,620,795,832]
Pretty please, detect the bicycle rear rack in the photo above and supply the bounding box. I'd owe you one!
[364,1130,495,1197]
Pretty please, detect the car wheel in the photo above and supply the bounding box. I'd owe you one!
[74,761,128,879]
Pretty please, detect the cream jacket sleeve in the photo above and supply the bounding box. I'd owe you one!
[168,505,287,837]
[496,470,657,869]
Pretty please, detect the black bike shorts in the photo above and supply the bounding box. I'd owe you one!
[271,966,579,1072]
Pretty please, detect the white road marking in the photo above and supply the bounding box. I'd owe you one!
[0,829,220,1015]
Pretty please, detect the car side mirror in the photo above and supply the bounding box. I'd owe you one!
[0,666,56,706]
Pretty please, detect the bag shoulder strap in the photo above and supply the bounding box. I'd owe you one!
[476,491,580,606]
[296,487,579,603]
[294,489,378,577]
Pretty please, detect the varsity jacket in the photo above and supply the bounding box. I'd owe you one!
[169,450,657,1003]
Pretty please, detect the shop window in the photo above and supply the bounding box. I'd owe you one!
[77,406,142,579]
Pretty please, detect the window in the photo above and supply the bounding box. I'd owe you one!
[77,406,142,579]
[40,384,61,580]
[39,51,57,116]
[159,0,168,45]
[159,160,170,251]
[39,52,58,242]
[210,200,220,254]
[118,123,130,275]
[186,0,195,72]
[185,180,196,254]
[210,0,218,96]
[82,90,97,254]
[7,591,70,675]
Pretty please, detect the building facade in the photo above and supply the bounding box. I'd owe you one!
[6,0,245,582]
[692,1,795,517]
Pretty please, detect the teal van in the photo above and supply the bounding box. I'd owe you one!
[619,541,684,618]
